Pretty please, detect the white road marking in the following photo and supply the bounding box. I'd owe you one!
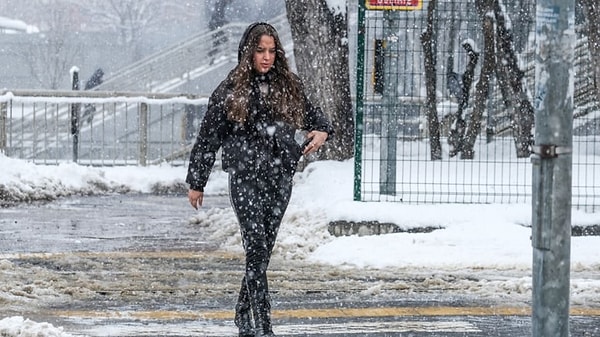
[73,320,480,336]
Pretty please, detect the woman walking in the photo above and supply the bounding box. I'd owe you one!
[186,22,333,337]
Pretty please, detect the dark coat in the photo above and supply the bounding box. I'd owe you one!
[186,70,333,191]
[85,68,104,90]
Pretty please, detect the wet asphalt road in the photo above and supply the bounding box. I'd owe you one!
[1,194,599,336]
[0,193,225,253]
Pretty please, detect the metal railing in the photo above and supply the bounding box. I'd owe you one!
[95,14,292,93]
[0,90,208,166]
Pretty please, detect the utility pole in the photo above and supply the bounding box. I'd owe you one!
[531,0,574,336]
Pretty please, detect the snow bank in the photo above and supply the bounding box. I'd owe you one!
[0,317,78,337]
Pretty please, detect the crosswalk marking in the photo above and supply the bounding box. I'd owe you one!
[73,320,481,336]
[0,250,242,260]
[54,306,600,321]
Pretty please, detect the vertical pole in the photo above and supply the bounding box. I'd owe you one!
[139,103,148,166]
[532,0,574,336]
[379,9,399,196]
[353,0,366,201]
[0,101,7,154]
[70,67,80,162]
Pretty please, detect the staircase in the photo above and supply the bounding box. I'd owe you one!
[94,14,293,95]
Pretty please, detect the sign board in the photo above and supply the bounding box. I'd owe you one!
[365,0,423,10]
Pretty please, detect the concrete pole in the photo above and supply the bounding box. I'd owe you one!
[531,1,574,336]
[379,9,400,196]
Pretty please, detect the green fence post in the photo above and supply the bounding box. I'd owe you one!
[353,0,366,201]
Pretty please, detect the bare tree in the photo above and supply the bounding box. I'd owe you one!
[208,0,234,30]
[18,0,81,89]
[581,0,600,105]
[207,0,234,62]
[421,0,534,160]
[284,0,354,161]
[506,0,534,53]
[420,0,442,161]
[447,43,479,158]
[68,0,176,61]
[0,2,39,23]
[461,0,496,160]
[493,0,534,158]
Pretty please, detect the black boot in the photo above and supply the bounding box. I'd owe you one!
[254,326,275,337]
[252,294,275,337]
[254,317,274,337]
[235,278,254,337]
[235,302,254,337]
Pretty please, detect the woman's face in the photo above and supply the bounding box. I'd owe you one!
[253,35,276,74]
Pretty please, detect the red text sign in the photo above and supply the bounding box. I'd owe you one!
[366,0,423,10]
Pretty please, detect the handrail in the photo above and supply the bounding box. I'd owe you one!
[94,14,291,94]
[1,89,203,100]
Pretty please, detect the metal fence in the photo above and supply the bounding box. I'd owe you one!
[0,90,208,166]
[354,1,600,210]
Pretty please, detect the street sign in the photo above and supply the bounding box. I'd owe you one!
[365,0,423,10]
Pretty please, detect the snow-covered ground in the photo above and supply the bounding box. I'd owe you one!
[1,153,599,335]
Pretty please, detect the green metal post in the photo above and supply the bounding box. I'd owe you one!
[353,0,366,201]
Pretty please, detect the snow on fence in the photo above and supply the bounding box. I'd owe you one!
[0,90,208,166]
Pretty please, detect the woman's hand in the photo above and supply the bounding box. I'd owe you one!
[188,189,204,209]
[303,130,328,155]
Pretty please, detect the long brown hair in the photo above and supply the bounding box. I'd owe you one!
[225,23,305,127]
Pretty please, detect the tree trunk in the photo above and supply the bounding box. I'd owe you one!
[284,0,354,161]
[209,0,233,30]
[448,43,478,158]
[420,0,442,161]
[461,0,495,160]
[581,0,600,106]
[493,0,534,158]
[507,0,534,53]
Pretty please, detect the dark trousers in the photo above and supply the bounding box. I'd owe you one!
[229,167,293,331]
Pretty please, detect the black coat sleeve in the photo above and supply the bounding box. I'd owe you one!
[185,85,229,191]
[294,74,334,139]
[303,99,334,139]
